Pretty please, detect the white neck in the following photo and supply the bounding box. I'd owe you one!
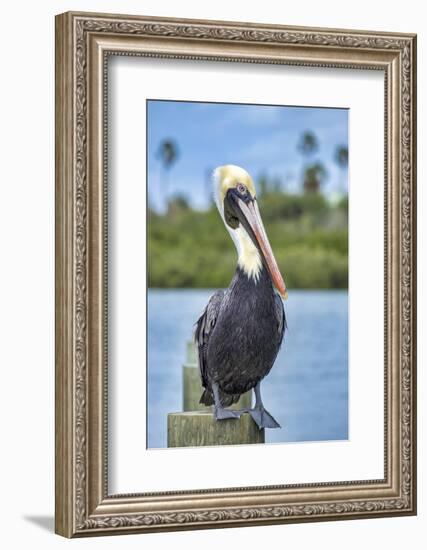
[231,226,263,282]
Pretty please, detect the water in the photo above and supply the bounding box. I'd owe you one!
[147,289,348,448]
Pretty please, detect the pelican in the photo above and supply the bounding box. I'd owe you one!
[195,165,287,429]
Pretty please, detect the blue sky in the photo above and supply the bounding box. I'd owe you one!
[147,100,348,212]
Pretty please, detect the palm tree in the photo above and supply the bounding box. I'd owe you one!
[298,131,318,157]
[303,162,327,194]
[297,131,319,193]
[334,145,348,194]
[156,139,179,208]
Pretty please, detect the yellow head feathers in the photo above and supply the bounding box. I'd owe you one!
[213,165,256,206]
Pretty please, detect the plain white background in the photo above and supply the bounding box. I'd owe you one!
[0,0,423,548]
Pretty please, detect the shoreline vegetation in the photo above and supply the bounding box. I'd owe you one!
[148,191,348,290]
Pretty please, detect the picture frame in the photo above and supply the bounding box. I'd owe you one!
[55,11,417,537]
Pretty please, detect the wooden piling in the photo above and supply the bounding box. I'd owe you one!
[167,411,264,447]
[183,364,204,411]
[186,340,198,365]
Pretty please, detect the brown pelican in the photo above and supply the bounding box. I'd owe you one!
[195,165,287,429]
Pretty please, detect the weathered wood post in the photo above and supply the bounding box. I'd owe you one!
[168,411,264,447]
[167,340,262,448]
[186,340,197,364]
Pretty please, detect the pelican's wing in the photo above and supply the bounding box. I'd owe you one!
[274,293,286,346]
[194,289,225,389]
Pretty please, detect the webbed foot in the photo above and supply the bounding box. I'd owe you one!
[248,407,281,429]
[214,406,243,421]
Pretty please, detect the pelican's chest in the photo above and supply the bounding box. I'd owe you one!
[210,267,280,360]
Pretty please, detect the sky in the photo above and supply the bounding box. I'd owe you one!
[147,100,348,212]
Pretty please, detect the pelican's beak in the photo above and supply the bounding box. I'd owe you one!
[235,196,288,300]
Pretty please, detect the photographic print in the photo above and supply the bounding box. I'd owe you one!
[147,100,349,449]
[56,13,416,536]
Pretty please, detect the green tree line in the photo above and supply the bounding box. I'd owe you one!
[148,191,348,290]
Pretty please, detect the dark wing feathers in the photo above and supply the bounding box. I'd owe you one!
[274,293,286,344]
[194,290,225,390]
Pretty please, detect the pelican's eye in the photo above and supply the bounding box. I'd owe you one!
[236,183,247,195]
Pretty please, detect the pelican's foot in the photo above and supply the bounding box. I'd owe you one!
[248,407,281,430]
[214,406,242,421]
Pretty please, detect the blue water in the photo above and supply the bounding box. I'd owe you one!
[147,289,348,448]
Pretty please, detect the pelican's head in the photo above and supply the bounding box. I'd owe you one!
[213,165,287,300]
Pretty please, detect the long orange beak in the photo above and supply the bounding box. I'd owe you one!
[237,198,288,300]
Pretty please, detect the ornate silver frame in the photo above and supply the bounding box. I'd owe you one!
[55,11,417,537]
